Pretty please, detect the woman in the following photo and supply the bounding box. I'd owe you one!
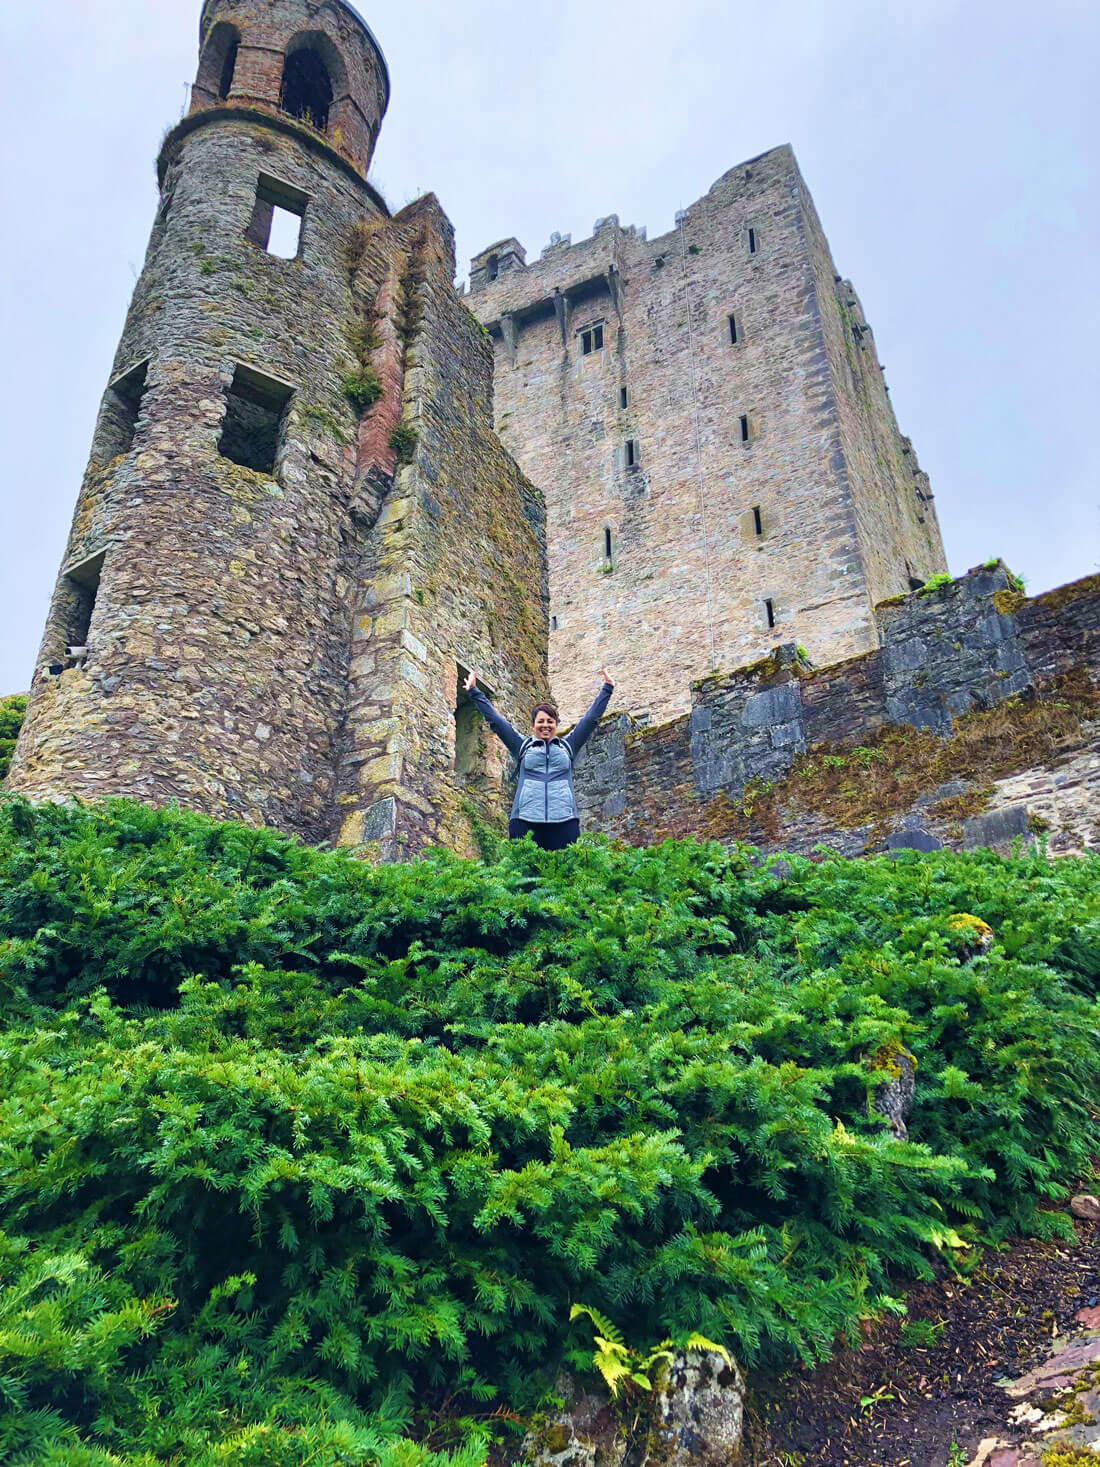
[463,667,615,849]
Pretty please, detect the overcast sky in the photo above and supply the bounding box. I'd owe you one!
[1,0,1097,694]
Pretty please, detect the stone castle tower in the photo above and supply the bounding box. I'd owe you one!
[467,147,947,724]
[6,0,548,857]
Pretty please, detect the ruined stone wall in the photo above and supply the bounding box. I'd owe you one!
[467,146,947,727]
[574,567,1100,858]
[6,0,547,857]
[333,199,549,859]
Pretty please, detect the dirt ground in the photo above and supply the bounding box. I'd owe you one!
[748,1212,1100,1467]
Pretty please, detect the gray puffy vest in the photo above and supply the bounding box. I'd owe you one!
[512,737,578,823]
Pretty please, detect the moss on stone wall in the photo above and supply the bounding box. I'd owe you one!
[656,666,1098,848]
[0,695,28,781]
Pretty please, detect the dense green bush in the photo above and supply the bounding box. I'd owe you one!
[0,797,1096,1465]
[0,694,26,780]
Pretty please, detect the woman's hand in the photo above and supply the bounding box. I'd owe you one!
[464,670,477,692]
[600,666,614,687]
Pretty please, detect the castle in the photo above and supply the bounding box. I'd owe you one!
[7,0,1096,857]
[466,154,946,725]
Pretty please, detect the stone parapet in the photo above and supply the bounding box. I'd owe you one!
[574,566,1100,857]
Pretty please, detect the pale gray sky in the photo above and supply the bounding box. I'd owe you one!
[1,0,1097,694]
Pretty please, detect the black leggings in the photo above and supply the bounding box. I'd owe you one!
[508,818,580,850]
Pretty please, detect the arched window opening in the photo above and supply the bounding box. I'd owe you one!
[196,23,241,101]
[218,37,239,99]
[487,254,500,281]
[280,48,334,131]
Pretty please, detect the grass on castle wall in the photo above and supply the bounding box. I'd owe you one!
[0,797,1096,1465]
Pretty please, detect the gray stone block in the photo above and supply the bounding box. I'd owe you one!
[887,829,943,853]
[361,796,396,842]
[962,804,1031,850]
[742,682,801,729]
[769,719,804,749]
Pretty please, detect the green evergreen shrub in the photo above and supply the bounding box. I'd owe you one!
[0,797,1096,1464]
[0,695,26,780]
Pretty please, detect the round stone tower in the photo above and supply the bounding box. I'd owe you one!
[7,0,393,839]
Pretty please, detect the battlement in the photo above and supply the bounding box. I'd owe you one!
[468,144,798,309]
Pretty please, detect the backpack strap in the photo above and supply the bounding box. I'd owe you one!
[512,736,575,775]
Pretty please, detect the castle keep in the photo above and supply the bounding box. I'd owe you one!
[5,0,548,857]
[467,151,947,723]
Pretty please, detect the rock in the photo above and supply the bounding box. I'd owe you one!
[869,1046,917,1141]
[1070,1194,1100,1222]
[650,1350,745,1467]
[522,1371,627,1467]
[523,1351,745,1467]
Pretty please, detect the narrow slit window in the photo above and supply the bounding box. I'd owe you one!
[764,598,775,629]
[740,414,750,443]
[748,227,758,254]
[218,364,294,475]
[620,386,628,409]
[728,313,739,344]
[625,439,637,467]
[550,615,558,631]
[604,527,613,562]
[99,359,149,461]
[752,505,763,536]
[246,175,308,258]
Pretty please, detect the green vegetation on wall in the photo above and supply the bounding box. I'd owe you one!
[0,695,26,780]
[0,798,1096,1465]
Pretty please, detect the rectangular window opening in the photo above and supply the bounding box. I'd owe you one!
[764,598,775,629]
[550,615,558,632]
[100,359,149,461]
[739,414,750,443]
[219,364,295,475]
[61,550,106,660]
[246,174,308,258]
[752,505,763,536]
[625,439,637,468]
[620,386,628,409]
[748,227,758,254]
[728,313,739,345]
[580,323,605,356]
[604,527,613,562]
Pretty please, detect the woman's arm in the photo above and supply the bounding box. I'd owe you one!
[565,667,615,756]
[464,671,526,757]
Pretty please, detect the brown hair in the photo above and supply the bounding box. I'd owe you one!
[531,702,559,725]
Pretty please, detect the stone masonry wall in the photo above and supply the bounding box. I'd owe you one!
[6,0,547,857]
[333,198,549,859]
[191,0,389,177]
[468,145,946,727]
[574,566,1100,858]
